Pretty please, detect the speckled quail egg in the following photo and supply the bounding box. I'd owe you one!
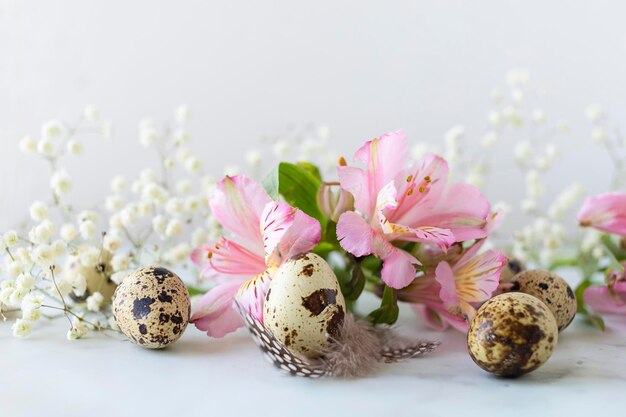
[263,253,346,359]
[468,292,558,377]
[500,258,526,283]
[511,270,577,331]
[65,249,117,302]
[112,266,190,349]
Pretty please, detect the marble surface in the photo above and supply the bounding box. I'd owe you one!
[2,306,625,417]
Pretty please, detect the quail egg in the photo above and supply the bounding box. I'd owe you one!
[468,292,558,377]
[263,253,346,359]
[512,269,577,331]
[112,266,190,349]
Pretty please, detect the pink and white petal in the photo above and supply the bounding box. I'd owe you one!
[235,268,273,323]
[209,176,270,251]
[191,281,244,338]
[378,243,421,289]
[453,249,507,303]
[391,154,450,223]
[414,304,469,333]
[336,211,375,257]
[435,261,458,308]
[191,238,267,280]
[584,282,626,315]
[339,130,408,218]
[578,192,626,236]
[279,209,322,261]
[260,201,296,264]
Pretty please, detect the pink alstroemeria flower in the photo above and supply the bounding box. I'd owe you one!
[190,175,321,337]
[336,130,491,289]
[578,192,626,236]
[398,243,507,332]
[584,282,626,315]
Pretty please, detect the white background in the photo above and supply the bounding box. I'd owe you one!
[2,0,626,230]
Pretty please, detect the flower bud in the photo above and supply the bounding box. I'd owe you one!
[317,184,354,222]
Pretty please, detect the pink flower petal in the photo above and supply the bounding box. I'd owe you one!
[279,209,322,261]
[378,243,421,289]
[337,211,374,257]
[584,282,626,315]
[338,130,408,218]
[190,238,267,281]
[261,201,296,265]
[209,176,270,252]
[235,269,273,323]
[578,192,626,236]
[191,281,244,338]
[452,248,507,303]
[413,304,469,332]
[435,261,458,307]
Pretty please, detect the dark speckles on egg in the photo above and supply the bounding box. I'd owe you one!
[112,266,190,349]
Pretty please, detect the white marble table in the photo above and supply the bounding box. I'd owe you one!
[2,305,625,417]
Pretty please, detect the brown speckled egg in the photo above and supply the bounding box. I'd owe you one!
[468,292,558,377]
[65,249,117,303]
[112,266,190,349]
[263,253,346,359]
[500,258,526,283]
[512,270,577,331]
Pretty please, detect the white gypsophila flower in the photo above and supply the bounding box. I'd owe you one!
[110,175,128,193]
[67,319,88,340]
[72,274,87,297]
[581,229,602,253]
[533,217,551,235]
[223,165,239,176]
[111,271,129,285]
[514,141,533,163]
[165,243,191,264]
[53,277,73,297]
[175,179,192,195]
[0,287,15,305]
[21,292,42,311]
[9,287,28,307]
[66,140,83,155]
[79,246,101,267]
[41,120,64,139]
[532,108,546,124]
[548,182,585,220]
[105,195,123,212]
[15,247,31,264]
[245,150,262,167]
[29,201,49,221]
[586,104,604,122]
[111,253,131,272]
[445,125,465,145]
[101,121,114,139]
[152,215,167,236]
[12,319,33,338]
[165,218,183,238]
[22,307,41,322]
[0,236,7,250]
[16,273,36,291]
[77,210,98,223]
[511,88,524,103]
[185,195,203,213]
[592,246,604,260]
[201,174,216,189]
[142,182,168,204]
[6,260,23,278]
[165,198,185,217]
[506,68,530,86]
[591,127,606,144]
[86,292,104,312]
[185,157,202,173]
[487,111,501,126]
[526,170,544,198]
[37,138,55,157]
[177,148,192,162]
[481,131,498,148]
[32,244,54,267]
[83,105,99,122]
[175,105,191,124]
[140,127,159,147]
[191,228,209,247]
[103,233,122,253]
[164,157,175,170]
[545,143,558,160]
[272,139,290,157]
[503,106,523,127]
[60,223,79,242]
[29,221,53,245]
[174,129,190,145]
[50,170,72,194]
[120,207,138,228]
[137,201,154,217]
[4,230,18,246]
[465,172,483,188]
[19,136,37,154]
[521,198,537,214]
[556,120,569,133]
[534,156,550,171]
[490,88,503,103]
[140,169,158,185]
[109,212,123,229]
[79,220,97,240]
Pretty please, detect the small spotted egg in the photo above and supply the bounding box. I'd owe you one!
[500,258,526,283]
[263,253,346,359]
[468,292,558,377]
[65,249,117,303]
[512,270,577,331]
[112,266,190,349]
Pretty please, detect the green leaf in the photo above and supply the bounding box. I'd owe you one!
[575,279,592,313]
[368,285,399,325]
[343,261,366,301]
[265,162,326,227]
[585,312,606,331]
[187,286,208,296]
[295,162,323,182]
[601,235,626,272]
